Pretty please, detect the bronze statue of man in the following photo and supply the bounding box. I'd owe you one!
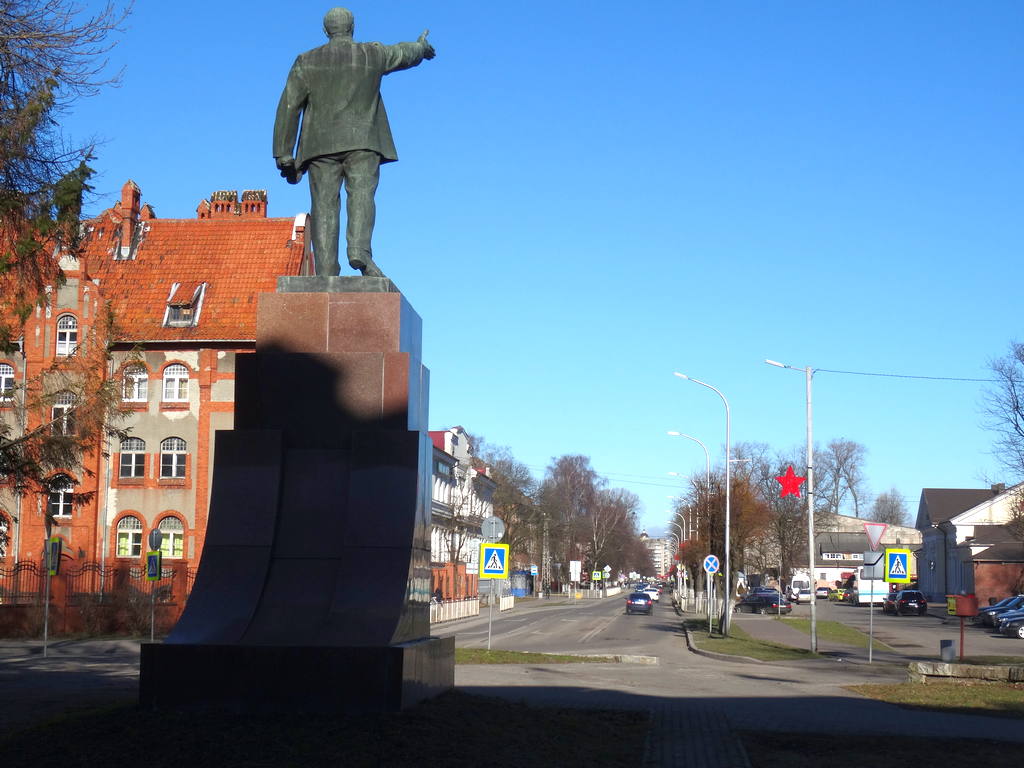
[273,8,435,278]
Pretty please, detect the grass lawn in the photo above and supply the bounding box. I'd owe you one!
[740,731,1023,768]
[455,648,615,664]
[0,691,647,768]
[683,618,818,661]
[849,681,1024,719]
[779,617,892,650]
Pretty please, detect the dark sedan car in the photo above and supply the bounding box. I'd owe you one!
[881,589,928,616]
[735,593,792,614]
[625,592,654,615]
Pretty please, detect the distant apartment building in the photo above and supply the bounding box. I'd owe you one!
[640,531,672,577]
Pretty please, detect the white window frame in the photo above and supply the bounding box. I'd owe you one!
[119,437,146,479]
[122,365,148,403]
[116,515,142,558]
[162,364,189,402]
[160,437,187,479]
[47,475,74,517]
[0,364,13,402]
[158,516,185,559]
[51,391,76,435]
[0,513,8,557]
[55,315,78,357]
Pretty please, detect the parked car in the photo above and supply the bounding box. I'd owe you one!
[973,595,1024,625]
[814,586,830,599]
[880,589,928,616]
[998,615,1024,639]
[625,592,654,615]
[980,595,1024,627]
[735,594,792,614]
[794,589,812,604]
[828,587,848,602]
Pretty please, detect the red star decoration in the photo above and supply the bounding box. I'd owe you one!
[776,465,806,498]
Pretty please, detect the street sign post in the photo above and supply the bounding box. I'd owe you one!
[861,551,884,580]
[43,537,62,658]
[703,555,720,635]
[479,542,510,650]
[884,548,912,584]
[479,543,509,579]
[863,521,888,552]
[481,516,505,543]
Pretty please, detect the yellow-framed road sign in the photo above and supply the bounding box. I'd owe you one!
[479,543,509,579]
[884,548,912,584]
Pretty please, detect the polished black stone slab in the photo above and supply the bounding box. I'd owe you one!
[140,287,449,712]
[139,636,454,712]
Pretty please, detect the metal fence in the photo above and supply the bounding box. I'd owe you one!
[0,561,191,606]
[429,597,480,624]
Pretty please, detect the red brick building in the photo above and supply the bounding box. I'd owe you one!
[0,181,310,573]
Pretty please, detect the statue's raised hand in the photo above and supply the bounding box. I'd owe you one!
[419,29,435,60]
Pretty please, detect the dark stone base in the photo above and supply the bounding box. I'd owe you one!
[139,636,453,713]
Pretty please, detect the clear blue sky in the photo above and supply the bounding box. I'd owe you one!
[65,1,1023,536]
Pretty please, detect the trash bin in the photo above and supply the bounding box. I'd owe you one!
[939,639,956,662]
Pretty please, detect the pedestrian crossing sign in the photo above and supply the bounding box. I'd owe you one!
[479,543,509,579]
[884,548,912,584]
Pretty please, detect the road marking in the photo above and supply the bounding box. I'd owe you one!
[579,615,618,644]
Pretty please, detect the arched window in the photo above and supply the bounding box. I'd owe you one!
[116,515,142,557]
[119,437,146,478]
[122,364,148,402]
[51,391,76,435]
[162,364,189,402]
[47,475,74,518]
[158,516,184,559]
[0,363,13,402]
[160,437,187,478]
[55,315,78,356]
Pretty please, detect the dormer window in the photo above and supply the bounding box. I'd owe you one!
[166,304,194,326]
[163,282,206,328]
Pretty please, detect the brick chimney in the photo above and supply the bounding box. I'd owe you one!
[240,189,268,217]
[208,190,238,219]
[119,179,141,244]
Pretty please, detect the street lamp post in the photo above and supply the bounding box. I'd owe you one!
[765,359,817,653]
[667,431,711,541]
[674,372,732,636]
[667,520,685,600]
[666,432,711,490]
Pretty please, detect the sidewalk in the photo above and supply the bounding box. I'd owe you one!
[729,613,915,664]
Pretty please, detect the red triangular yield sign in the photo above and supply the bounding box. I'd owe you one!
[863,521,888,551]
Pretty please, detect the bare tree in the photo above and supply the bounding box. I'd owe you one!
[1,2,131,522]
[868,488,908,527]
[2,2,131,349]
[815,439,868,517]
[982,342,1024,480]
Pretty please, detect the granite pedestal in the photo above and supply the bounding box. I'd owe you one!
[139,277,453,712]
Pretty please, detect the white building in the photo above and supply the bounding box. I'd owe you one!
[428,427,496,576]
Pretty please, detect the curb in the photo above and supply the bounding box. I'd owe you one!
[569,653,659,665]
[679,620,763,664]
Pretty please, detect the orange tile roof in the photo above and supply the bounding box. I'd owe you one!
[84,213,305,342]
